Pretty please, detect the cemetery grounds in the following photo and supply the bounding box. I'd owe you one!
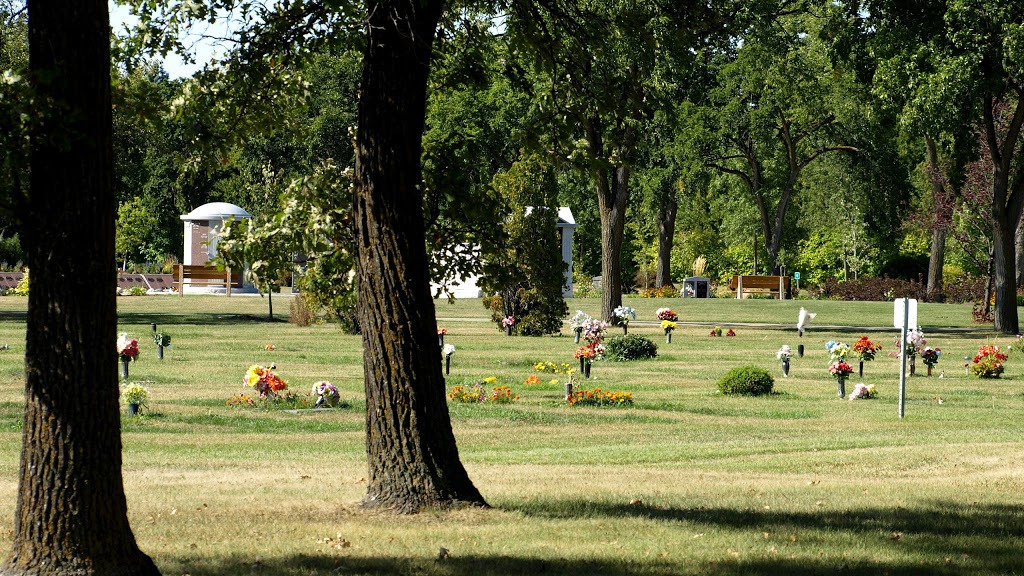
[0,295,1021,575]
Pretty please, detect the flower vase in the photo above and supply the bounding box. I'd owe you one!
[782,359,790,377]
[623,324,628,335]
[445,355,451,376]
[859,361,863,378]
[128,403,139,416]
[506,326,512,336]
[584,361,591,379]
[157,345,164,360]
[565,382,573,402]
[579,356,586,376]
[574,329,581,344]
[837,374,846,399]
[666,330,672,344]
[927,365,932,376]
[798,344,804,357]
[910,356,916,376]
[438,333,444,347]
[120,359,129,379]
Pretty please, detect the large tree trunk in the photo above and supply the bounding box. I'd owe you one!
[1015,217,1024,286]
[655,192,677,287]
[354,0,485,513]
[2,1,160,574]
[986,97,1024,334]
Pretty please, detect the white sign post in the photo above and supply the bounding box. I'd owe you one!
[893,298,917,419]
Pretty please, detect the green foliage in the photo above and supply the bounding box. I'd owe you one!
[604,334,658,362]
[717,366,774,396]
[116,196,172,266]
[0,234,24,268]
[480,154,568,336]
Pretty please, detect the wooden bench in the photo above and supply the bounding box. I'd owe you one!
[729,275,791,300]
[172,264,237,296]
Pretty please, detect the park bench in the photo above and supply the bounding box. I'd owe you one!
[172,264,237,296]
[729,275,791,300]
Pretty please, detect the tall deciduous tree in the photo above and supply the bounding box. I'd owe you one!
[1,0,160,573]
[691,7,862,275]
[354,0,486,512]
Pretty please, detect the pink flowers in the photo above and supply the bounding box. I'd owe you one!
[117,334,139,362]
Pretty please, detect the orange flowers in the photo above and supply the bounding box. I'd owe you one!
[524,374,541,385]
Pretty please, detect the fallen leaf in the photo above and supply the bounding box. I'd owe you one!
[438,547,450,560]
[889,532,902,541]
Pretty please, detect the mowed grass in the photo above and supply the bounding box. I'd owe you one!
[0,294,1021,575]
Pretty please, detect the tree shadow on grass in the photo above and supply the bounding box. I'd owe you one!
[0,310,284,326]
[164,550,1011,576]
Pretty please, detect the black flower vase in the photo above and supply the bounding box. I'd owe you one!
[782,359,790,377]
[574,329,581,344]
[157,345,164,360]
[445,355,451,376]
[120,358,129,379]
[506,325,512,336]
[565,382,573,402]
[666,331,672,344]
[859,361,864,378]
[584,360,591,379]
[837,375,846,399]
[438,333,444,347]
[623,324,628,335]
[579,356,585,375]
[128,403,139,416]
[910,356,916,376]
[798,344,804,357]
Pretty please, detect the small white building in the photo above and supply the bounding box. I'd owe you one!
[431,206,576,298]
[180,202,252,266]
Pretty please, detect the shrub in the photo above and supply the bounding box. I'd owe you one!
[11,270,28,296]
[718,366,774,396]
[604,334,658,361]
[289,295,315,326]
[638,285,678,298]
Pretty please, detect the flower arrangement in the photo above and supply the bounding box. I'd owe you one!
[437,327,447,336]
[153,332,171,347]
[265,344,276,351]
[117,333,139,362]
[448,382,519,403]
[226,393,255,406]
[661,320,677,333]
[920,347,941,367]
[612,305,636,325]
[849,383,877,400]
[894,329,926,358]
[776,345,792,361]
[533,361,573,374]
[244,364,289,399]
[580,318,609,343]
[312,381,341,407]
[524,375,541,385]
[828,361,853,380]
[726,328,736,337]
[121,382,149,409]
[569,310,592,332]
[574,345,597,360]
[971,345,1008,378]
[501,316,516,328]
[825,341,851,362]
[656,308,678,322]
[567,388,634,407]
[443,344,455,358]
[709,326,723,337]
[852,336,879,362]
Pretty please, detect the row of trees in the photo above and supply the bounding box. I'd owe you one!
[1,0,1022,573]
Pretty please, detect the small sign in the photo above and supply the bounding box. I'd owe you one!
[794,272,801,280]
[894,298,918,330]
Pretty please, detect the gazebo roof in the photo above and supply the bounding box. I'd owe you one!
[180,202,252,221]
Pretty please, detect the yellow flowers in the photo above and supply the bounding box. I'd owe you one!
[484,376,498,384]
[533,361,573,374]
[567,388,634,407]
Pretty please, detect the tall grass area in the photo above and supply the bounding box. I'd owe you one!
[0,294,1020,575]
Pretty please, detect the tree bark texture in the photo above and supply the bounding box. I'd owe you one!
[587,116,634,321]
[1015,218,1024,287]
[986,96,1024,334]
[3,1,160,574]
[655,193,677,287]
[354,0,486,513]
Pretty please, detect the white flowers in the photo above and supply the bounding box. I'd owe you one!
[442,344,455,358]
[797,307,816,336]
[776,345,792,360]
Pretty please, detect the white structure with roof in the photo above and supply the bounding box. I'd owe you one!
[180,202,252,266]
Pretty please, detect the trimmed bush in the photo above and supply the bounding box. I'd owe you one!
[605,334,658,361]
[718,366,774,396]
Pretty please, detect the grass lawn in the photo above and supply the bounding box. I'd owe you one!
[0,294,1022,575]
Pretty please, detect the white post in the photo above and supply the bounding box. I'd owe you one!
[898,297,909,419]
